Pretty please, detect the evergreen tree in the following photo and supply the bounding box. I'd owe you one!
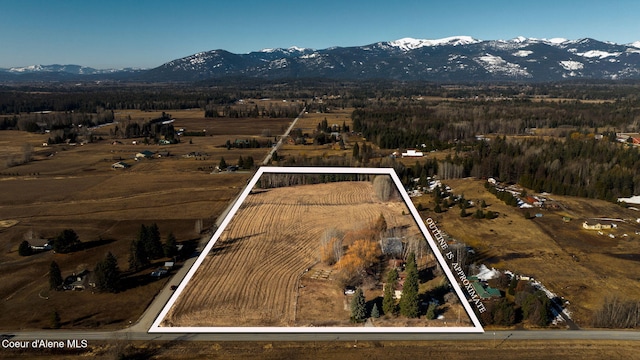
[350,288,367,323]
[129,238,149,271]
[164,232,177,258]
[400,253,420,318]
[146,223,164,259]
[18,240,32,256]
[53,229,81,254]
[434,203,443,213]
[51,310,61,329]
[94,252,121,293]
[237,156,244,169]
[374,213,387,233]
[245,156,254,169]
[508,276,517,296]
[49,261,63,291]
[219,157,227,169]
[352,142,360,159]
[383,268,398,316]
[492,298,516,326]
[426,302,437,320]
[371,303,380,318]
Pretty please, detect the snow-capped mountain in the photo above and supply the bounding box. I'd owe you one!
[0,64,143,82]
[141,36,640,81]
[5,36,640,82]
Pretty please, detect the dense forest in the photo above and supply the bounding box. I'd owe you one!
[350,94,640,202]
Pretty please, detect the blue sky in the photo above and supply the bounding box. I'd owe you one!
[1,0,639,69]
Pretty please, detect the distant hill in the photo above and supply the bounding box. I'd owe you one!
[4,36,640,82]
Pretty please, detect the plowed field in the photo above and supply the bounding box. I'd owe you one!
[164,181,417,327]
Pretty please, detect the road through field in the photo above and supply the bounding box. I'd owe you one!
[262,107,306,165]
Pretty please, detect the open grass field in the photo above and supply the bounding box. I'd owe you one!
[163,180,468,328]
[416,178,640,327]
[0,110,291,330]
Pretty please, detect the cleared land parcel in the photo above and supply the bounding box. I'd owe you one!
[158,169,477,330]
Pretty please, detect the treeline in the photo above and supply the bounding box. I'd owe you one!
[0,87,235,114]
[436,136,640,202]
[2,109,115,132]
[205,103,302,118]
[4,81,640,116]
[352,99,640,151]
[120,112,178,143]
[592,297,640,328]
[258,173,374,189]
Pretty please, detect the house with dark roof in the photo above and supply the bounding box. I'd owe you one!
[135,150,155,159]
[111,161,131,169]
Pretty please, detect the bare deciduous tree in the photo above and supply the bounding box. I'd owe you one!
[320,228,344,265]
[373,175,396,201]
[22,143,33,164]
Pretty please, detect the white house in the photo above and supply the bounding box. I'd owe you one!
[401,149,424,157]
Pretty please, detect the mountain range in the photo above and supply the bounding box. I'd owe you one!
[4,36,640,82]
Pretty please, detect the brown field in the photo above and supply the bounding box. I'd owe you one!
[0,111,292,330]
[417,178,640,327]
[163,180,469,328]
[277,107,358,159]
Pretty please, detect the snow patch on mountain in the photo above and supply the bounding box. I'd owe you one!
[512,50,533,57]
[474,54,531,77]
[559,60,584,71]
[577,50,622,59]
[9,65,44,72]
[545,38,569,44]
[300,53,319,59]
[260,46,307,53]
[389,36,480,50]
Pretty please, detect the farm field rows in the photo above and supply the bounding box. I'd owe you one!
[164,181,433,327]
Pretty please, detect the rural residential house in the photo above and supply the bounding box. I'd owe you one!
[111,161,131,169]
[401,149,424,157]
[582,220,613,230]
[29,239,52,251]
[135,150,155,159]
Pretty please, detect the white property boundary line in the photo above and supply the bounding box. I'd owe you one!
[149,166,484,333]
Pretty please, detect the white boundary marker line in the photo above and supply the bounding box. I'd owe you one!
[149,166,484,333]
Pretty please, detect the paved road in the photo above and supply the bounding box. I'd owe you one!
[262,107,306,165]
[4,329,640,342]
